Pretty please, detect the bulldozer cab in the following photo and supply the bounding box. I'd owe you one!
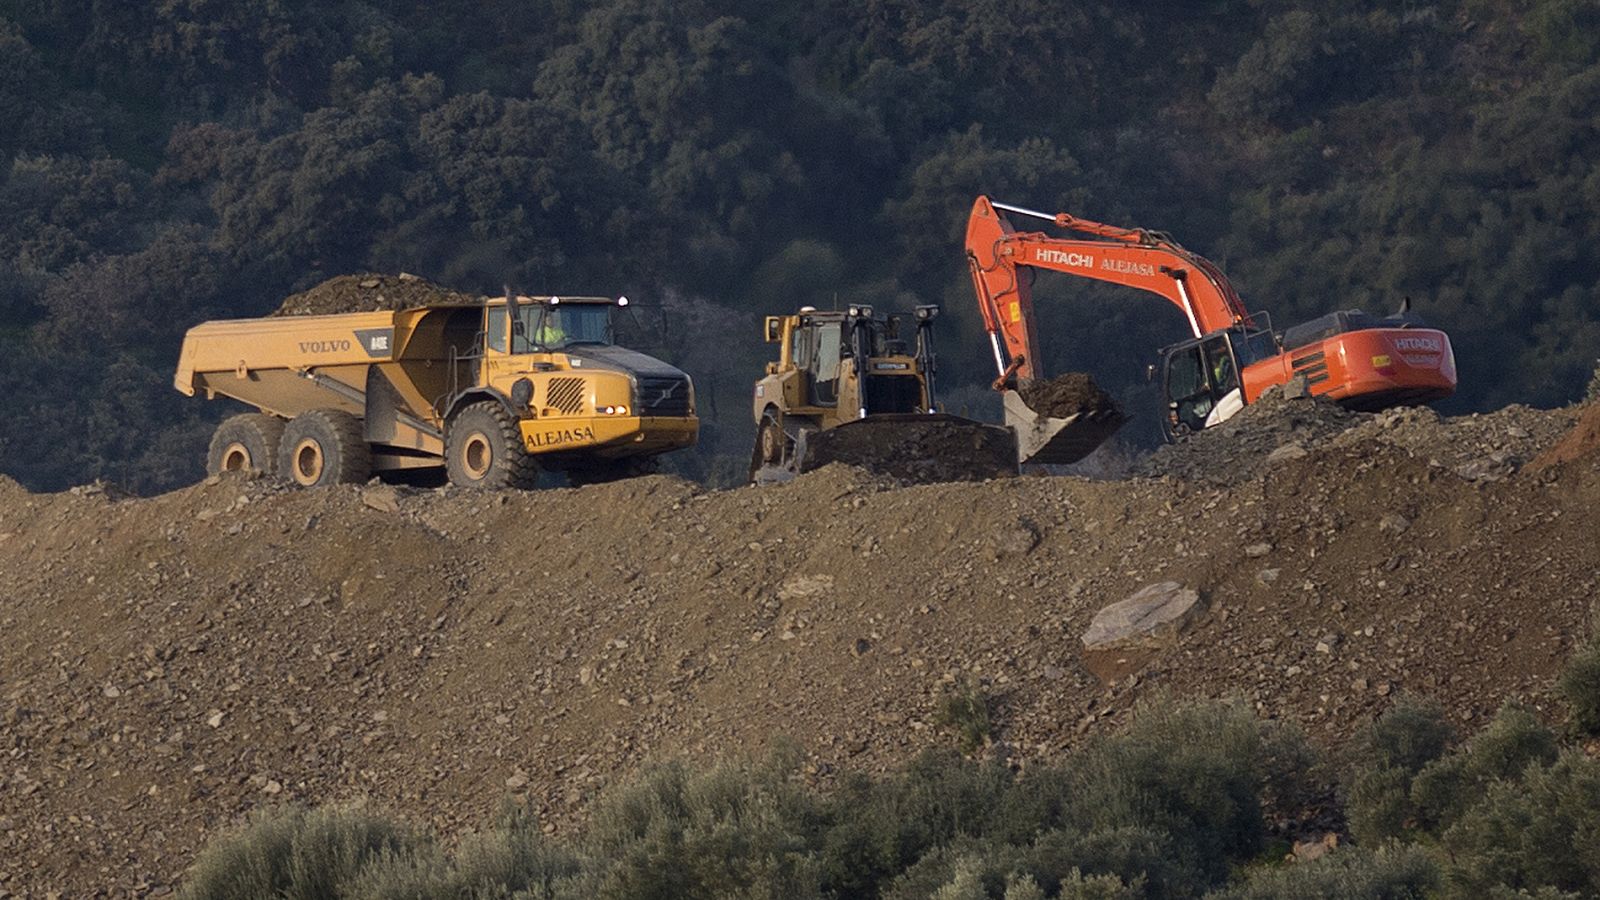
[793,316,844,407]
[778,308,932,417]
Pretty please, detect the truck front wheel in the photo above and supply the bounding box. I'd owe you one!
[278,409,371,487]
[208,414,286,476]
[446,402,539,490]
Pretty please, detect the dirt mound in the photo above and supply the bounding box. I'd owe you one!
[1139,387,1367,483]
[801,415,1018,484]
[272,273,481,316]
[1017,372,1119,418]
[2,407,1597,894]
[1139,388,1576,486]
[1528,403,1600,471]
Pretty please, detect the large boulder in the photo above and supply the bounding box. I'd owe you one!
[1081,582,1204,651]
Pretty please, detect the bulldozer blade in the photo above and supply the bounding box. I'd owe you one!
[796,413,1018,483]
[1003,390,1126,466]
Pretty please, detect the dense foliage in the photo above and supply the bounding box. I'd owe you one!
[2,1,1598,491]
[176,690,1600,899]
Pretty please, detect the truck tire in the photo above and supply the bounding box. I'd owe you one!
[446,401,539,490]
[207,414,286,476]
[279,409,371,487]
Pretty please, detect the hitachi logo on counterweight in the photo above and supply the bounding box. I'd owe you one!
[1034,249,1094,267]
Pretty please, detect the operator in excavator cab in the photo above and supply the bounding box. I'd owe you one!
[1211,345,1237,395]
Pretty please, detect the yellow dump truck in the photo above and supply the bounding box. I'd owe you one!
[175,295,698,488]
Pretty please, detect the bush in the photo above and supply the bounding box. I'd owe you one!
[1557,638,1600,735]
[817,750,1013,897]
[936,677,994,753]
[884,843,1141,900]
[176,804,430,900]
[1058,697,1295,886]
[1343,698,1456,845]
[1203,845,1438,899]
[1438,751,1600,897]
[355,806,585,898]
[579,754,826,900]
[1586,359,1600,404]
[1410,705,1558,833]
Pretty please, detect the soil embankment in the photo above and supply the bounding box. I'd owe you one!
[1,401,1597,894]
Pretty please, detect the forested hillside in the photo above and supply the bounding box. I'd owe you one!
[1,0,1597,491]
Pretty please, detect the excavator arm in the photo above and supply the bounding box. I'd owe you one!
[965,195,1255,384]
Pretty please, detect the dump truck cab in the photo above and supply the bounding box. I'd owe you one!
[462,295,697,468]
[176,293,697,489]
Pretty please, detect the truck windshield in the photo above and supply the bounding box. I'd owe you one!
[513,303,614,352]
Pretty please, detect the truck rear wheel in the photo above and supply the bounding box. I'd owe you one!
[279,409,371,487]
[207,414,286,476]
[446,401,539,490]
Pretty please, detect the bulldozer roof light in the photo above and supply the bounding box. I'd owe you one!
[616,295,629,307]
[549,296,561,305]
[915,305,940,320]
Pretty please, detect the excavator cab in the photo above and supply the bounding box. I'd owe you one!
[1158,328,1257,440]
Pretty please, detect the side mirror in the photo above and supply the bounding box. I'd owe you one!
[1146,364,1158,383]
[764,316,783,343]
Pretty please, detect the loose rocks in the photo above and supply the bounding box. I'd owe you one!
[272,273,480,316]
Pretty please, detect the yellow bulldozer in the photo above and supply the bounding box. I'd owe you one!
[750,304,1017,483]
[175,294,698,488]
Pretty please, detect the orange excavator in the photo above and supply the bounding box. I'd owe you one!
[965,195,1457,455]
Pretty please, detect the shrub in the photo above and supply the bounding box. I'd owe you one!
[1410,705,1558,833]
[354,806,585,899]
[884,843,1141,900]
[176,804,429,900]
[1354,697,1456,774]
[1058,697,1293,886]
[1557,638,1600,736]
[1441,751,1600,896]
[1343,698,1456,845]
[936,677,994,753]
[817,750,1013,897]
[1023,826,1187,898]
[1586,359,1600,404]
[1203,845,1437,899]
[579,754,826,900]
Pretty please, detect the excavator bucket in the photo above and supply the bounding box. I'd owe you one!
[1003,389,1127,466]
[753,414,1018,485]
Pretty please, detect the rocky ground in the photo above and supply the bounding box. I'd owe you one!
[1,399,1597,897]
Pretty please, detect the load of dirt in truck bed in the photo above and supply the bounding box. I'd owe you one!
[801,415,1018,483]
[272,272,481,316]
[1017,372,1120,418]
[2,401,1597,894]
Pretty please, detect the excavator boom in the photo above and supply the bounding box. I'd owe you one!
[966,196,1252,383]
